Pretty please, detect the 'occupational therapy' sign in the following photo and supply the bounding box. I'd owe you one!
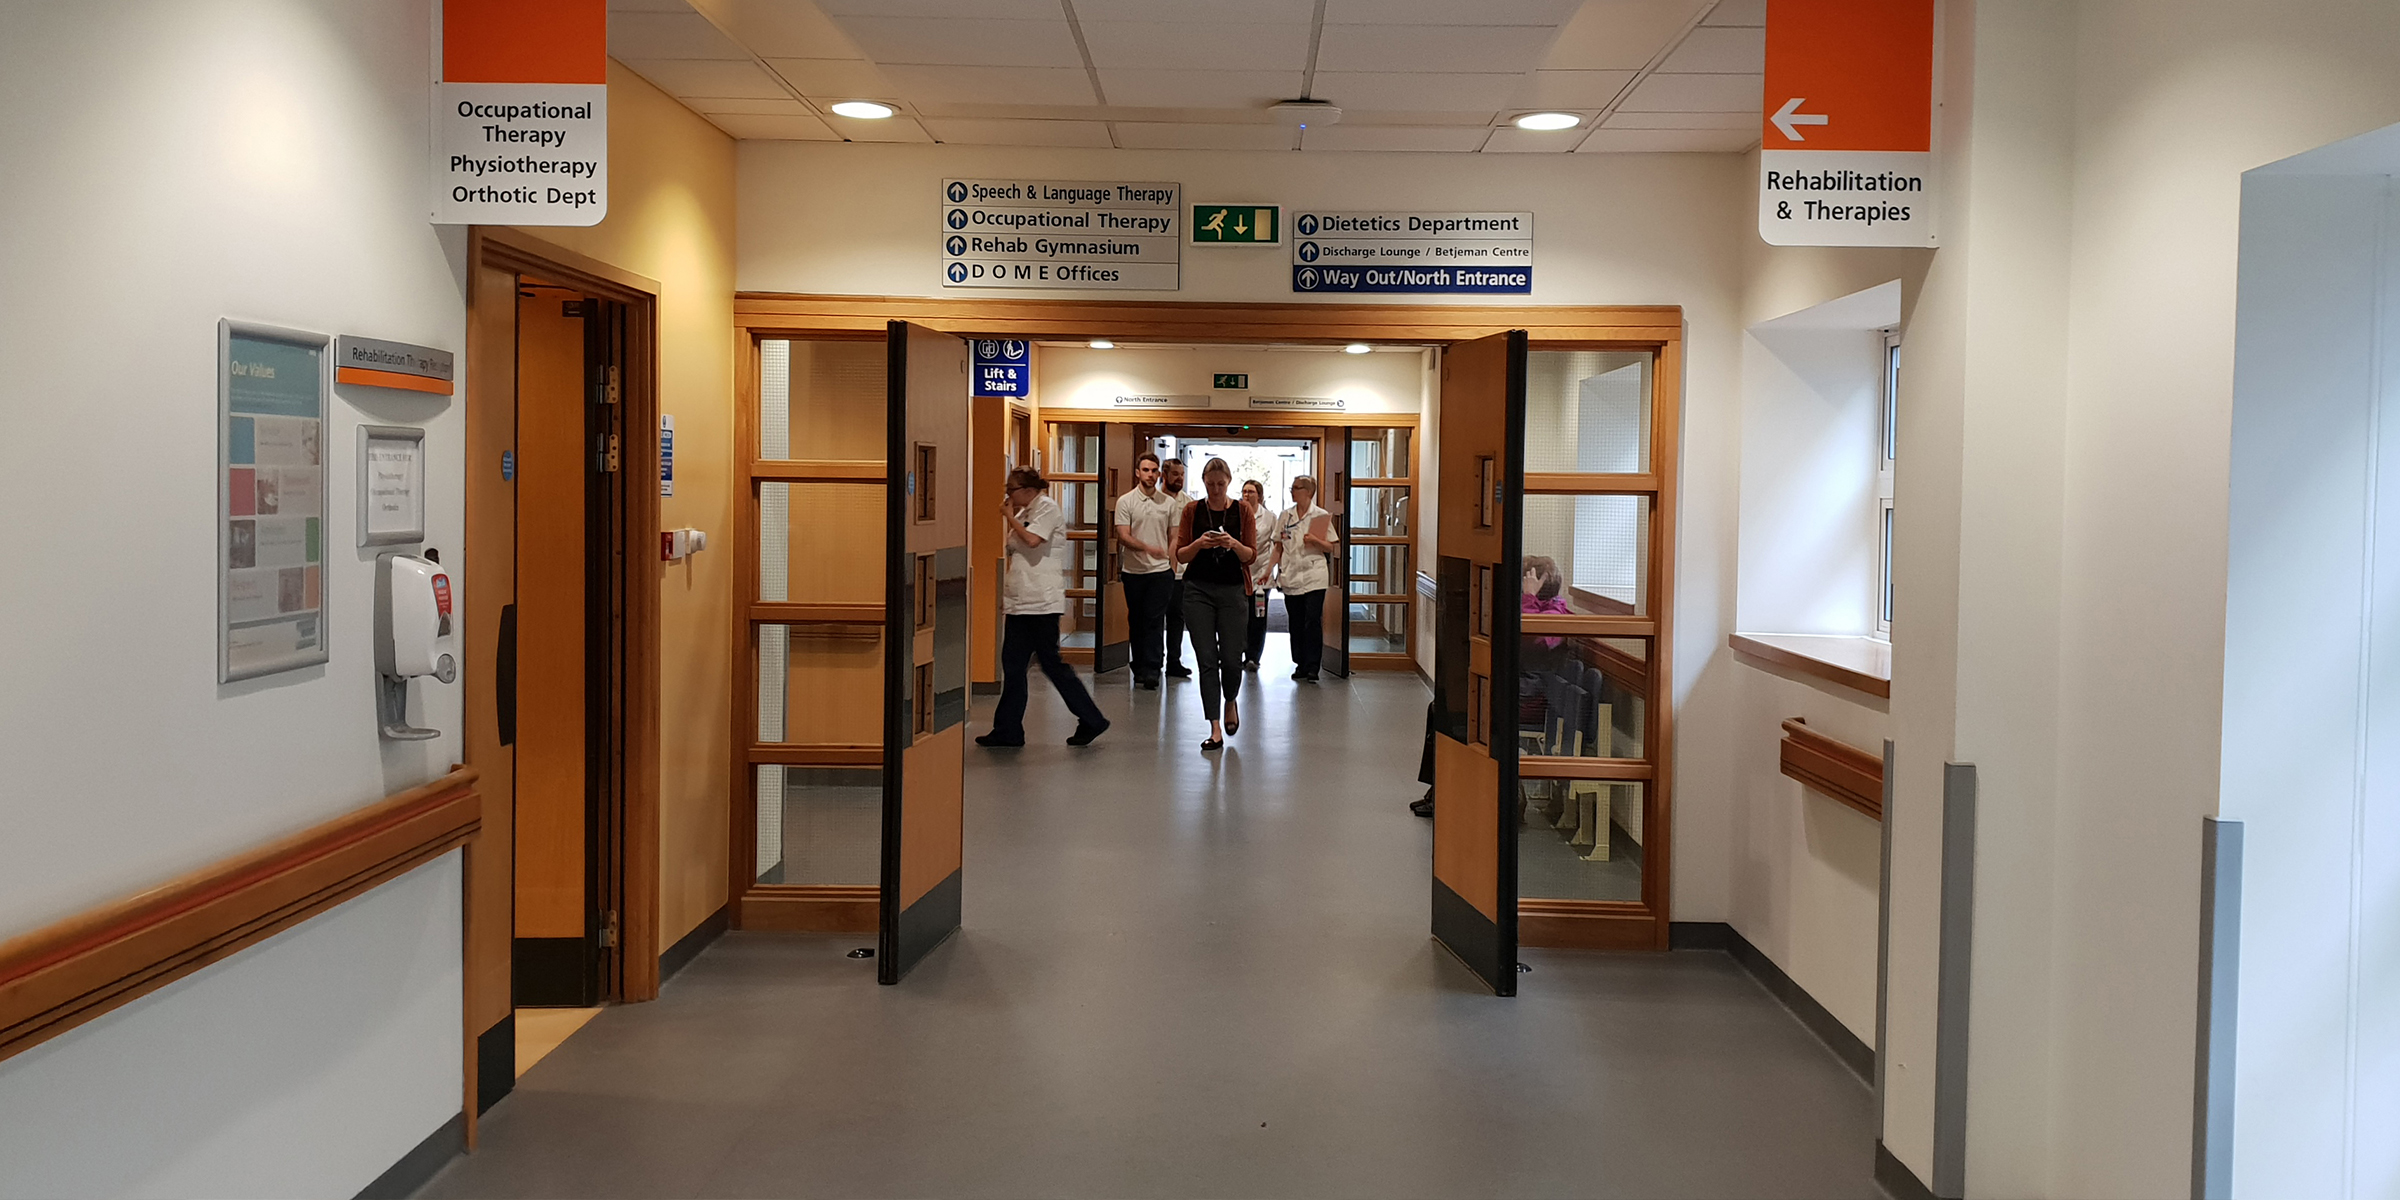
[942,179,1181,291]
[1289,211,1533,295]
[430,0,607,226]
[1758,0,1936,247]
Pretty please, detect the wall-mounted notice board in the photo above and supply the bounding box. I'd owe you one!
[219,321,331,682]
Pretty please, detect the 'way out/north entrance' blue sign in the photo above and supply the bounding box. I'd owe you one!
[972,339,1031,397]
[1289,211,1534,295]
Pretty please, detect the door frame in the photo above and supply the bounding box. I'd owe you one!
[462,228,665,1112]
[727,294,1682,950]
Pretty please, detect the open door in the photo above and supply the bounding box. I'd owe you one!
[1431,331,1527,994]
[881,321,970,984]
[1096,423,1136,673]
[1321,426,1352,678]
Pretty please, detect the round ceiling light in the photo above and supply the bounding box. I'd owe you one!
[1089,340,1115,349]
[1513,111,1581,131]
[1343,343,1373,355]
[830,100,895,120]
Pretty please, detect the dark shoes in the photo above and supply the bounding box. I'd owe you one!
[1135,677,1160,690]
[1067,719,1110,746]
[1165,664,1193,678]
[1409,790,1435,819]
[974,732,1024,748]
[1241,659,1260,671]
[1291,672,1319,684]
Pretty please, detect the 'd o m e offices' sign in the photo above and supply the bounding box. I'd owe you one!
[430,0,608,227]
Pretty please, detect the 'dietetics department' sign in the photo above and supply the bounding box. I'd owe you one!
[942,179,1181,291]
[1290,212,1533,295]
[1758,0,1936,247]
[430,0,608,227]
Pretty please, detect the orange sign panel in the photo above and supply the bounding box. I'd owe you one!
[1758,0,1938,247]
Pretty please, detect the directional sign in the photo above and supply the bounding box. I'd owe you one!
[941,179,1181,291]
[972,339,1031,398]
[1289,211,1532,294]
[1759,0,1937,247]
[1192,205,1280,244]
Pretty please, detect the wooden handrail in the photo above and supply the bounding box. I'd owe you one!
[1779,719,1883,820]
[0,767,481,1063]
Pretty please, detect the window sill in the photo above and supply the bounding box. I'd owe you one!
[1728,633,1890,699]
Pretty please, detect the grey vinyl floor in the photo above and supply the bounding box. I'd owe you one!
[420,643,1883,1199]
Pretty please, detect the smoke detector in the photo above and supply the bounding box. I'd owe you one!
[1269,100,1343,130]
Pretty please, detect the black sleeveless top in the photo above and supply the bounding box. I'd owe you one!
[1185,500,1250,586]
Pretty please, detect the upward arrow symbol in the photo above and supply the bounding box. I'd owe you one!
[1772,97,1830,142]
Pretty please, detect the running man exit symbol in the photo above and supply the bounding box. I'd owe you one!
[1191,205,1279,244]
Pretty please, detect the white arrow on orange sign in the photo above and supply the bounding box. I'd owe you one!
[1771,98,1830,142]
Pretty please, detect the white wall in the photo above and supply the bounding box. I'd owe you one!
[740,141,1751,922]
[0,1,467,1194]
[1036,342,1427,413]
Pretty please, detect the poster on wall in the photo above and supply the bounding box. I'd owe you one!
[221,321,330,682]
[358,425,426,547]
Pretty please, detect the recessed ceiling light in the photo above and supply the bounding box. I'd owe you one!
[1513,112,1581,131]
[1089,340,1115,349]
[830,101,894,120]
[1343,343,1372,355]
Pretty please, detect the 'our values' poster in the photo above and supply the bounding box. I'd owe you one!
[221,324,328,681]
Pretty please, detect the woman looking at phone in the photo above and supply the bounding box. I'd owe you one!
[1174,457,1257,750]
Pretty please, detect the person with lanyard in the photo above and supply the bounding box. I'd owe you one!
[1111,451,1178,690]
[978,467,1110,748]
[1272,474,1337,683]
[1173,458,1257,751]
[1239,478,1279,672]
[1158,456,1194,680]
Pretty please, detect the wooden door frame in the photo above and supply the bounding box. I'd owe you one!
[463,227,665,1102]
[727,294,1681,950]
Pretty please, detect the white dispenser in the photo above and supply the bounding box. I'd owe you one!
[376,552,456,740]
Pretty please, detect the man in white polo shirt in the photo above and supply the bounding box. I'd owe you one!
[1113,451,1179,690]
[979,467,1109,747]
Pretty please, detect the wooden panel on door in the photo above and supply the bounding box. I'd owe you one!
[970,395,1007,685]
[513,288,587,943]
[462,255,519,1069]
[1431,330,1526,995]
[1097,423,1136,673]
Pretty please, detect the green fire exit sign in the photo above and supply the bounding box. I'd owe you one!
[1191,205,1279,244]
[1213,373,1248,389]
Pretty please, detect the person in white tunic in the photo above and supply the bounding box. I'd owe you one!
[1273,475,1337,683]
[1240,479,1279,670]
[979,467,1109,747]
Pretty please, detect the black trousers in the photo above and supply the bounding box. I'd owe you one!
[1165,574,1189,669]
[1284,588,1326,679]
[1243,589,1270,665]
[1121,569,1173,682]
[991,614,1106,738]
[1181,580,1246,720]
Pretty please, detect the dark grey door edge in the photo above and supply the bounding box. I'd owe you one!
[1932,761,1976,1200]
[1875,739,1896,1133]
[2192,817,2242,1200]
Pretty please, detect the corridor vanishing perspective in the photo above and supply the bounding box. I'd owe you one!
[424,662,1878,1199]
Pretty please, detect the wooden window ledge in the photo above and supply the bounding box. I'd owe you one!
[1729,633,1890,699]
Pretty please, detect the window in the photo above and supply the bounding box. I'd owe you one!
[1878,333,1899,637]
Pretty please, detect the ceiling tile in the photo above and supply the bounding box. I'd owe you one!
[830,16,1082,67]
[1096,69,1304,109]
[877,64,1099,107]
[825,115,935,143]
[1079,22,1313,70]
[684,96,811,116]
[619,58,791,99]
[1615,71,1761,112]
[1480,125,1588,153]
[1701,0,1766,26]
[816,0,1060,16]
[706,112,840,140]
[1658,24,1764,73]
[1112,123,1296,150]
[1311,71,1521,111]
[1511,69,1638,108]
[1301,125,1491,152]
[1542,0,1708,71]
[1072,0,1315,18]
[1315,24,1559,73]
[1603,109,1753,129]
[764,58,895,97]
[1341,110,1508,127]
[702,0,865,57]
[608,11,749,59]
[1574,126,1756,152]
[921,118,1117,147]
[1323,0,1581,23]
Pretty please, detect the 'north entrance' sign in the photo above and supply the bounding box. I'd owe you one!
[1289,211,1533,295]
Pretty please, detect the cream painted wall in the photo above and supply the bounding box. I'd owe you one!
[522,61,737,950]
[740,141,1748,924]
[0,1,467,1194]
[1037,343,1427,414]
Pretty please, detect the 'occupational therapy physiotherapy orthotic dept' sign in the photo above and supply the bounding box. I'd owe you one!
[942,180,1181,291]
[1290,212,1533,295]
[1758,0,1936,247]
[430,0,607,227]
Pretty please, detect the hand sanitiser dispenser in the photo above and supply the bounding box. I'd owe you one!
[376,551,456,740]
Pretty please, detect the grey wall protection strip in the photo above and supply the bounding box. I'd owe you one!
[1932,761,1977,1200]
[1875,740,1896,1131]
[2191,817,2242,1200]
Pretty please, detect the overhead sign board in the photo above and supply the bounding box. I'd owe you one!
[1247,396,1344,411]
[1758,0,1937,247]
[971,339,1031,398]
[430,0,608,226]
[1289,211,1533,295]
[942,179,1180,291]
[1192,205,1280,244]
[335,336,454,395]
